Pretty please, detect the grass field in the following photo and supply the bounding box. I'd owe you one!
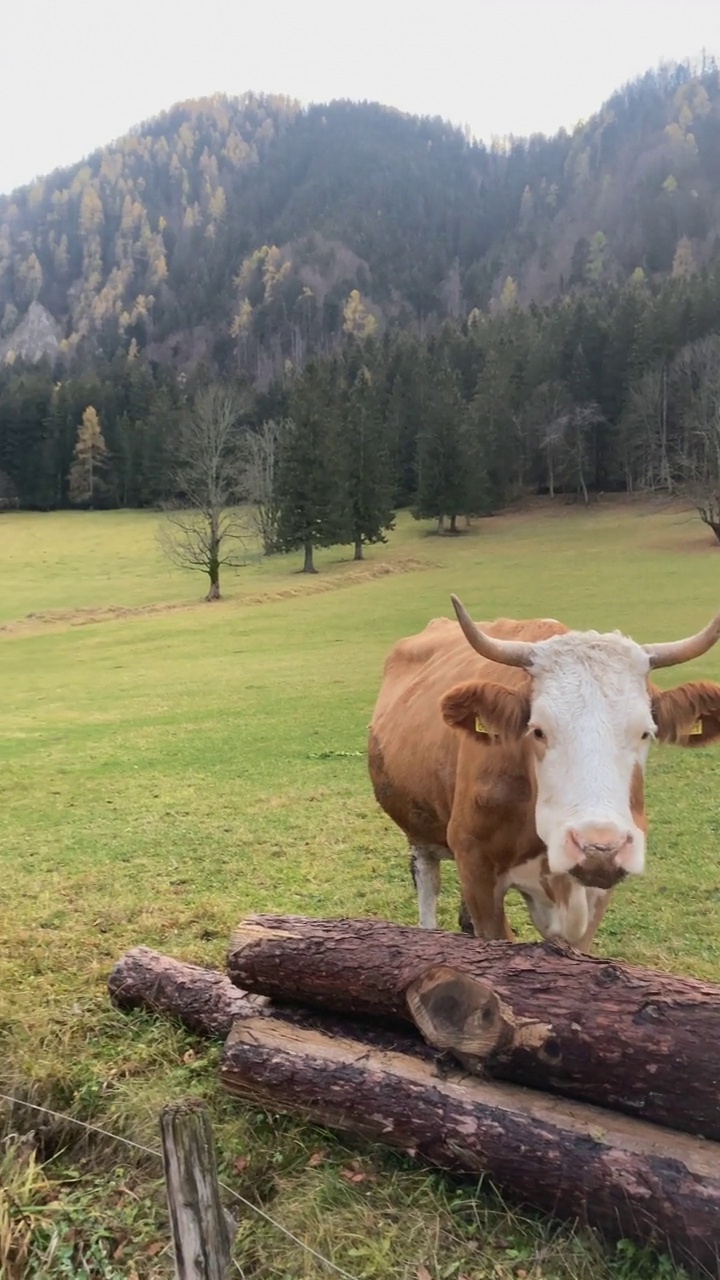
[2,498,719,1279]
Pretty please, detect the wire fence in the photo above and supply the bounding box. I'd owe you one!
[0,1090,360,1280]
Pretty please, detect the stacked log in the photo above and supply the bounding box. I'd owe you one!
[227,914,720,1140]
[108,945,434,1057]
[222,1015,720,1279]
[109,917,720,1277]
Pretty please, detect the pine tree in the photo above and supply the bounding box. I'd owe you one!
[342,345,395,559]
[68,406,109,506]
[413,352,480,533]
[274,361,349,572]
[384,334,427,508]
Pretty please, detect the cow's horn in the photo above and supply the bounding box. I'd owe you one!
[450,595,534,669]
[644,609,720,669]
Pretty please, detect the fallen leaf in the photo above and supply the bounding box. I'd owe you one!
[147,1241,164,1256]
[308,1149,326,1167]
[340,1169,367,1183]
[182,1049,196,1064]
[416,1267,432,1280]
[233,1155,250,1174]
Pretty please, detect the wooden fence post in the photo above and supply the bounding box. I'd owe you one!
[160,1098,236,1279]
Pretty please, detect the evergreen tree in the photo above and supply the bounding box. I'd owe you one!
[138,388,178,506]
[0,367,56,508]
[342,345,395,560]
[384,334,426,508]
[274,361,348,572]
[413,352,481,532]
[68,406,110,506]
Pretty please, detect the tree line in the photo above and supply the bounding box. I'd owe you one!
[3,260,720,580]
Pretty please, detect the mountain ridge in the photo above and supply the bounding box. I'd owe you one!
[0,57,718,380]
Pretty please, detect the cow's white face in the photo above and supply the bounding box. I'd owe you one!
[526,633,655,878]
[443,596,720,896]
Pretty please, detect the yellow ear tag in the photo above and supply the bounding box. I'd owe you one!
[475,717,487,735]
[689,719,703,736]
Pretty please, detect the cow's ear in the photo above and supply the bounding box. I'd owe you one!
[441,681,531,741]
[441,682,491,738]
[651,681,720,747]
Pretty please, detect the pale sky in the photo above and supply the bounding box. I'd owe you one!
[1,0,717,196]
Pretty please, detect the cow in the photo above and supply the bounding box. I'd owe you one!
[368,596,720,951]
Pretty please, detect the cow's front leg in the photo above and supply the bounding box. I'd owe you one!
[454,842,513,940]
[458,897,474,934]
[574,887,613,953]
[409,844,441,928]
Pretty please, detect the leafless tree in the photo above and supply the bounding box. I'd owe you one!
[674,335,720,544]
[620,364,672,494]
[241,418,288,555]
[539,399,603,504]
[528,382,573,497]
[0,469,19,510]
[158,385,251,600]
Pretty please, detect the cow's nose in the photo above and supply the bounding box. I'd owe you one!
[568,827,634,862]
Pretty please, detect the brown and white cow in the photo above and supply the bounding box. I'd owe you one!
[368,597,720,951]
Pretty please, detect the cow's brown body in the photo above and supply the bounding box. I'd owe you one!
[369,615,622,947]
[368,591,720,951]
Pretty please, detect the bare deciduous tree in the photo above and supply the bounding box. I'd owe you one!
[525,382,572,497]
[241,418,288,555]
[0,469,18,510]
[539,399,603,504]
[674,335,720,544]
[619,365,671,494]
[158,385,251,600]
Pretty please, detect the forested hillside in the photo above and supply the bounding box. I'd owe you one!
[1,58,719,376]
[2,57,720,527]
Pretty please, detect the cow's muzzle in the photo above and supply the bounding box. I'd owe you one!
[563,825,643,885]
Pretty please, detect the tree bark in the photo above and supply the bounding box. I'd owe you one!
[221,1015,720,1279]
[107,945,433,1057]
[206,535,221,600]
[227,914,720,1141]
[109,946,269,1038]
[704,517,720,546]
[353,538,363,560]
[302,541,317,573]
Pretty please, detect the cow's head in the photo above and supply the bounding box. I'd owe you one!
[442,596,720,884]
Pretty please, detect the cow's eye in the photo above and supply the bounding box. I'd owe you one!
[532,726,546,742]
[641,730,652,741]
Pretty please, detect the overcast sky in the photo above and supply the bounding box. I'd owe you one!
[0,0,717,196]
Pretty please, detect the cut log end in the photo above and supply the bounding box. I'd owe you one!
[406,965,505,1056]
[405,964,555,1070]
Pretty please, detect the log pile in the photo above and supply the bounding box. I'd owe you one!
[109,917,720,1277]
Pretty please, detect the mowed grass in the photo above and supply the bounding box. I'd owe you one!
[2,498,720,1279]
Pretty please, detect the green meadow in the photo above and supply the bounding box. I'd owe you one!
[1,499,719,1279]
